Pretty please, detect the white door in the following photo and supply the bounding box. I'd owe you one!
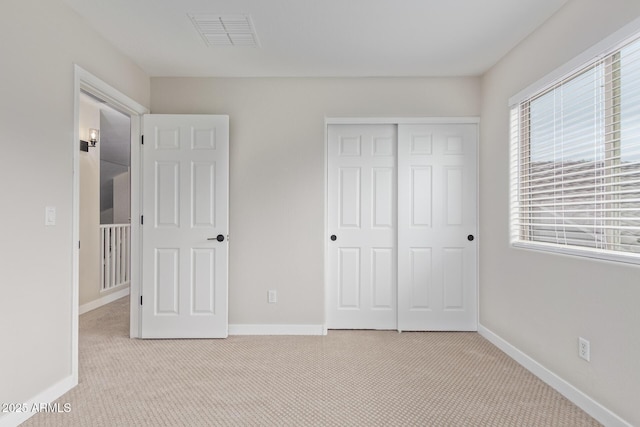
[327,124,397,329]
[141,114,229,338]
[397,124,477,331]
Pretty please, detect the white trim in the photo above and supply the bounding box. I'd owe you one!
[478,324,632,427]
[76,68,147,115]
[229,324,326,336]
[325,116,480,125]
[509,16,640,106]
[71,67,81,389]
[79,287,130,315]
[0,375,75,427]
[512,241,640,266]
[474,123,481,329]
[323,121,330,330]
[129,111,144,339]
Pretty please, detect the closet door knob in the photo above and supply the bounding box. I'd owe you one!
[330,235,337,241]
[467,235,474,241]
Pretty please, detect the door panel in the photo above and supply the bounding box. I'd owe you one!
[328,124,397,329]
[192,162,216,227]
[156,162,180,227]
[156,248,179,314]
[192,248,215,314]
[339,168,361,228]
[445,167,464,225]
[398,123,477,331]
[372,248,394,308]
[373,168,394,228]
[443,248,464,308]
[409,248,431,309]
[339,247,360,308]
[411,166,432,226]
[141,114,228,338]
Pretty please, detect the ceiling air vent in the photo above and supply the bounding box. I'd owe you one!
[188,14,260,47]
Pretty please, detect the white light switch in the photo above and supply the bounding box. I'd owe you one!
[45,206,56,226]
[268,290,277,304]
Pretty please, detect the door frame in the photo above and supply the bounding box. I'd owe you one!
[72,65,149,377]
[324,117,480,331]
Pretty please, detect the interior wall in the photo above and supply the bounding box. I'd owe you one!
[113,170,131,224]
[79,97,101,307]
[0,0,149,418]
[99,107,131,224]
[480,0,640,424]
[150,77,481,325]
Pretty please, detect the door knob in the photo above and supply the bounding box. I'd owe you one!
[330,235,337,241]
[467,235,474,241]
[208,235,225,242]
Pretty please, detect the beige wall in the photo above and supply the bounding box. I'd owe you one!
[0,0,149,417]
[113,170,131,224]
[78,97,102,306]
[480,0,640,424]
[151,77,481,325]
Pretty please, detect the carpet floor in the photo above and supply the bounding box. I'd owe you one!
[23,297,600,426]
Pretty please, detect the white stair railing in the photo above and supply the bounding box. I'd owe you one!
[100,224,131,291]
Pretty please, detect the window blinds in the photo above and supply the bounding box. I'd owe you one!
[510,36,640,261]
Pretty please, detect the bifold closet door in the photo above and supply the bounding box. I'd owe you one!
[397,124,477,331]
[327,124,398,330]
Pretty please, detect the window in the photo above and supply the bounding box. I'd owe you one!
[510,33,640,263]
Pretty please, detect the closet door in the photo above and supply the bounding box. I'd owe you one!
[327,124,397,329]
[397,124,477,331]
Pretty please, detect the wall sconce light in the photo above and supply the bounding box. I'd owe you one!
[89,128,99,146]
[80,128,99,152]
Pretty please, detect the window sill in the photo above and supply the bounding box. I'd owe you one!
[511,241,640,266]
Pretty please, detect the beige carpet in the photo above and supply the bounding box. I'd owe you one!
[23,297,600,426]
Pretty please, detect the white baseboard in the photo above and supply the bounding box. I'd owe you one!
[79,286,130,315]
[478,324,631,427]
[229,324,326,336]
[0,375,75,427]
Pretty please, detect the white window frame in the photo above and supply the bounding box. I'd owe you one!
[509,17,640,265]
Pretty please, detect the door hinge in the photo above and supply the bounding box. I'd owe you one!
[141,135,144,145]
[141,215,144,225]
[78,240,81,249]
[140,296,143,305]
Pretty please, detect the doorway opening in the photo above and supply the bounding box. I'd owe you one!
[72,66,149,384]
[78,90,132,315]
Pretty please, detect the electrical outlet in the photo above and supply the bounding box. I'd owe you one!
[578,337,590,361]
[268,290,277,304]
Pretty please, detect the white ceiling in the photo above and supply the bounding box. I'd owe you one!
[62,0,568,77]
